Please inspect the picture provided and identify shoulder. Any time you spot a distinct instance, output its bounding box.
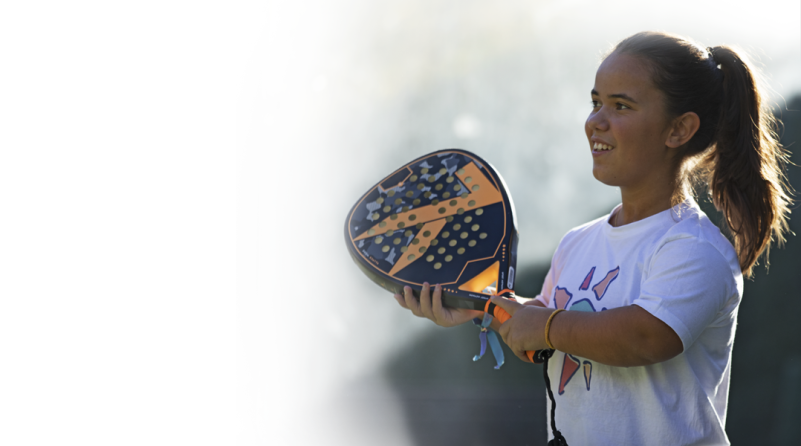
[646,203,742,295]
[636,203,743,349]
[656,204,740,273]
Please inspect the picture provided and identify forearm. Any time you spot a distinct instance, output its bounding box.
[548,305,683,367]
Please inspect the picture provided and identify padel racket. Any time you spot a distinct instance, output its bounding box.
[345,149,539,362]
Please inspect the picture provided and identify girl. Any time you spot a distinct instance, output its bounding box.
[394,31,792,445]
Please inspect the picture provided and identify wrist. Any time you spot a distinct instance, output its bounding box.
[544,309,565,350]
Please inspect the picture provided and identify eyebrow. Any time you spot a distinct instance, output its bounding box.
[590,89,638,104]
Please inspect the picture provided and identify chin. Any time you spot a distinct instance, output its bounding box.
[591,168,620,187]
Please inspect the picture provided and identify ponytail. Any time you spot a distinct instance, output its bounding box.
[612,32,793,277]
[703,46,792,277]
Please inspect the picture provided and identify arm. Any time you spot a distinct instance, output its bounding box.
[548,304,683,366]
[491,297,682,367]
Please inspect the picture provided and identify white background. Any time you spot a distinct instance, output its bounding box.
[0,1,799,445]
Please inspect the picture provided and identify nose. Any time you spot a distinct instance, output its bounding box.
[585,108,609,133]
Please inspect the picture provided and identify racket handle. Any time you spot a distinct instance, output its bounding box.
[484,293,538,363]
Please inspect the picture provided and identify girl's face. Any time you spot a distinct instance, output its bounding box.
[585,53,677,191]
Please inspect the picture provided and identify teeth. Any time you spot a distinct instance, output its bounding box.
[593,142,613,151]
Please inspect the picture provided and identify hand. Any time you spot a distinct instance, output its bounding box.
[490,295,553,362]
[394,283,483,328]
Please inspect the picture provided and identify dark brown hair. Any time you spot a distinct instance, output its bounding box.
[611,31,792,277]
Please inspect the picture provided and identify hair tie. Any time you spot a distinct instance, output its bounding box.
[706,47,723,78]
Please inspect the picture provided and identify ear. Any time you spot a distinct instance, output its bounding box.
[665,112,700,148]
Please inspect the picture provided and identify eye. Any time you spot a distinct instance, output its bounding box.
[590,100,600,108]
[616,102,630,110]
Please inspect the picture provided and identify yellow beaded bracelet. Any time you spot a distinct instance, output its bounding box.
[545,309,565,350]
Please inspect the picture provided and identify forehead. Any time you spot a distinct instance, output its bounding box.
[594,53,659,99]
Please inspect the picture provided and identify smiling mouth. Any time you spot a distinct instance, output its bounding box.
[592,142,614,151]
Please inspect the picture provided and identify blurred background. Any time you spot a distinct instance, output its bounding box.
[241,1,801,445]
[0,1,798,445]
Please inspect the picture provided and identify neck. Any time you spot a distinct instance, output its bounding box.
[613,183,680,227]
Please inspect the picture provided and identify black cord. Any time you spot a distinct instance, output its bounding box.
[540,349,568,446]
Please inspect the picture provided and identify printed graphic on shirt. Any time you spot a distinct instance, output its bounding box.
[583,361,592,390]
[579,267,595,290]
[592,267,620,300]
[554,287,573,310]
[559,354,581,394]
[556,266,619,395]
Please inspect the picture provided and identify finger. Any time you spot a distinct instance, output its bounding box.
[490,295,524,317]
[403,286,422,317]
[419,282,434,320]
[495,324,525,363]
[394,293,409,309]
[513,349,532,363]
[431,283,444,320]
[497,318,511,344]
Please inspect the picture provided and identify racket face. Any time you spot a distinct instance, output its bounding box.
[345,149,518,310]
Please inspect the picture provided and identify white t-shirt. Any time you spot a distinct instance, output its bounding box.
[534,200,743,445]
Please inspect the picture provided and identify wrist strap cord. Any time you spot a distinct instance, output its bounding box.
[539,349,568,446]
[472,313,505,369]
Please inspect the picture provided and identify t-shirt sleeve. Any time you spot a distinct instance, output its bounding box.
[533,267,555,307]
[632,236,737,351]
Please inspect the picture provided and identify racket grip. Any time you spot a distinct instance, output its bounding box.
[484,297,538,363]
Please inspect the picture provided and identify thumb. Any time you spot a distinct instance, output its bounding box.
[490,295,523,318]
